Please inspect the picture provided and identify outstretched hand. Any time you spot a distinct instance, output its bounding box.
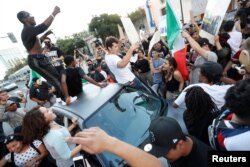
[100,82,108,88]
[130,42,140,52]
[67,127,114,154]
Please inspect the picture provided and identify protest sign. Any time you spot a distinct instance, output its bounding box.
[120,17,140,44]
[199,0,231,44]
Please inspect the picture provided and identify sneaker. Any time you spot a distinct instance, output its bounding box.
[56,98,62,103]
[71,96,77,103]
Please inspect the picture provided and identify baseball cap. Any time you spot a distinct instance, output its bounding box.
[4,134,23,145]
[5,101,16,108]
[198,38,209,47]
[142,117,185,157]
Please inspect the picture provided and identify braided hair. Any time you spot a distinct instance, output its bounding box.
[184,86,217,124]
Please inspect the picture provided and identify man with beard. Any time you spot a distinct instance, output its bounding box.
[17,7,62,97]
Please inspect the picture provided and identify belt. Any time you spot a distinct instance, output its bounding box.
[28,54,46,59]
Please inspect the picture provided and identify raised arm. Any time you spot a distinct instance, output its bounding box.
[181,31,208,59]
[43,6,60,27]
[117,43,139,68]
[67,127,163,167]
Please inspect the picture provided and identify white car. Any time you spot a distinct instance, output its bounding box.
[0,81,18,92]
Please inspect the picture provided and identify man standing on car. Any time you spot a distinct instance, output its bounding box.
[17,6,62,97]
[104,36,145,91]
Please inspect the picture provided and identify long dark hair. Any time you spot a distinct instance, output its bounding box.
[184,86,218,124]
[21,106,50,144]
[163,57,177,81]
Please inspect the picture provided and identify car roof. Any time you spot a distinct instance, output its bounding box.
[52,83,122,120]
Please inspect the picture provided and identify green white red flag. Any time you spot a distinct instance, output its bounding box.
[166,0,189,80]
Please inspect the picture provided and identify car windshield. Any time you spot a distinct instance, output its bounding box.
[84,87,162,166]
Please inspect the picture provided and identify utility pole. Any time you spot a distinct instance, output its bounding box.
[0,32,18,43]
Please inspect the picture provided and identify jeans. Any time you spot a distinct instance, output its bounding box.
[28,54,62,97]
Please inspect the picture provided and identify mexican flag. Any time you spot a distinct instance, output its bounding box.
[28,70,41,87]
[166,0,189,81]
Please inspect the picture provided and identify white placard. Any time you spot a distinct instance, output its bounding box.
[191,0,208,16]
[148,31,161,53]
[120,17,140,45]
[159,15,167,37]
[200,0,231,45]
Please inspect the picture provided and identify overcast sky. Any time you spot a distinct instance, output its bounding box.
[0,0,145,79]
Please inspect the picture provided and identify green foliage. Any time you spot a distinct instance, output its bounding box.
[56,31,90,55]
[56,37,75,55]
[128,8,146,23]
[89,14,122,41]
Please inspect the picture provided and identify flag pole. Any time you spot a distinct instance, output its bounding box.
[179,0,184,25]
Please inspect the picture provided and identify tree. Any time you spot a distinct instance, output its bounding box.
[89,14,122,41]
[128,8,146,24]
[56,31,90,55]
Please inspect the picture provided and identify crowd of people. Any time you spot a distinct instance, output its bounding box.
[0,0,250,166]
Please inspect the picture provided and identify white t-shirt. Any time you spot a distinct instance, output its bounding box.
[174,83,233,110]
[228,31,242,56]
[5,140,42,167]
[105,54,135,84]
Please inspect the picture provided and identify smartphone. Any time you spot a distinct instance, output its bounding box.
[73,155,86,167]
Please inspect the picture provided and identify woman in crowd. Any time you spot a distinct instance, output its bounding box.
[21,106,81,167]
[183,86,220,145]
[162,57,184,100]
[0,133,48,167]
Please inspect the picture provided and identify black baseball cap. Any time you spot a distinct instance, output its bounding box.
[142,117,185,157]
[198,38,209,47]
[4,134,23,145]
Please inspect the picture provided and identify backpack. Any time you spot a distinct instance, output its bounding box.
[208,109,250,150]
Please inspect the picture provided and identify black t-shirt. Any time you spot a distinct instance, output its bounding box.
[134,59,150,73]
[29,82,52,101]
[170,136,212,167]
[21,23,48,51]
[92,72,105,82]
[183,111,216,145]
[45,46,64,67]
[61,67,85,97]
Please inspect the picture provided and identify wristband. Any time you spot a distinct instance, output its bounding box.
[50,14,55,19]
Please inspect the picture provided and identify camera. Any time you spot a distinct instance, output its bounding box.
[73,155,87,167]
